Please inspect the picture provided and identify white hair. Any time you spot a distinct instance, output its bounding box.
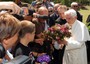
[65,9,77,17]
[48,7,53,10]
[71,2,78,7]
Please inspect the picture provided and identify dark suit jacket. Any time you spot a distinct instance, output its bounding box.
[48,12,59,27]
[55,17,67,25]
[77,11,83,22]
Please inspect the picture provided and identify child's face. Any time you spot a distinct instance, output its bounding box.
[28,31,35,42]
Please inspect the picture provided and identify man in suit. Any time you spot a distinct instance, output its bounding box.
[48,3,60,27]
[30,7,53,64]
[71,2,83,22]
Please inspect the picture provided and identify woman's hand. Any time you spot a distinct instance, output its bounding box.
[34,38,44,45]
[37,53,46,57]
[35,33,45,45]
[31,52,38,57]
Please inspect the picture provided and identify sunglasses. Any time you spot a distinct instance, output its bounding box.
[73,6,78,7]
[49,10,53,12]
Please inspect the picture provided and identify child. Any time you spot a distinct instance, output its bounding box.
[13,20,35,57]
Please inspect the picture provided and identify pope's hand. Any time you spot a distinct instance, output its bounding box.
[58,40,67,45]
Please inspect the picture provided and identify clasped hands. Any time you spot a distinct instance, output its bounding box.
[52,39,67,49]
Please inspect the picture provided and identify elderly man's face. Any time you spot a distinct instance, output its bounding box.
[72,5,79,11]
[38,9,48,22]
[65,14,74,24]
[40,10,48,16]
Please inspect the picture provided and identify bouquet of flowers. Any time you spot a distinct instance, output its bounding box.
[36,54,51,64]
[43,24,71,41]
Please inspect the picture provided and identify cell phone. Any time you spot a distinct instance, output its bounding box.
[20,7,29,16]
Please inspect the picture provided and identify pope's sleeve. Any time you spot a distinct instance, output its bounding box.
[66,38,85,50]
[66,23,90,51]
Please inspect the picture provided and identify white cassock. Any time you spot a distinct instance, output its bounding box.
[63,20,90,64]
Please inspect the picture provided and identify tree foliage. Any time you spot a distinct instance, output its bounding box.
[0,0,90,6]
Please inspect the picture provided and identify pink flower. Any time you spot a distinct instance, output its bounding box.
[43,24,71,41]
[48,28,53,31]
[56,37,60,40]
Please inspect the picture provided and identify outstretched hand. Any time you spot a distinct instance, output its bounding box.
[58,39,67,45]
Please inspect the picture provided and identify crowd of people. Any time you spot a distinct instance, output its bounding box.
[0,0,90,64]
